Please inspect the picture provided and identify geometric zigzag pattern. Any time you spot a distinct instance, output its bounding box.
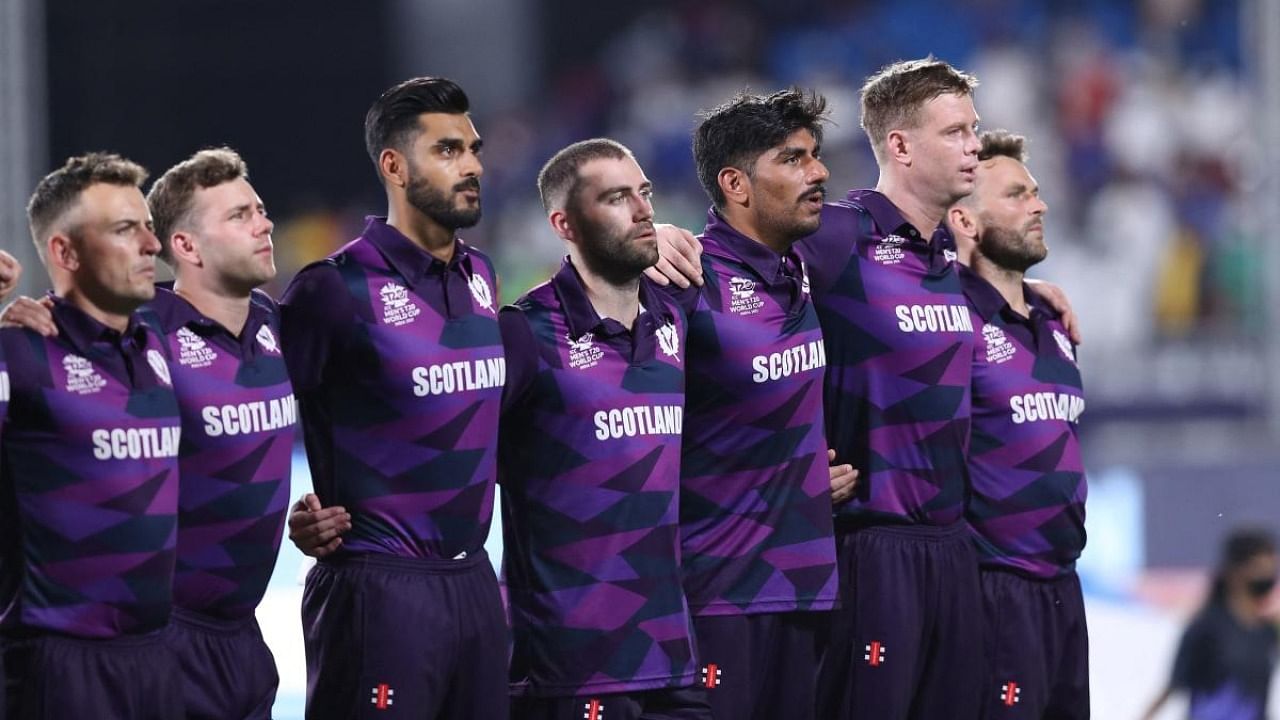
[804,190,975,527]
[964,273,1086,578]
[678,220,839,617]
[0,324,180,638]
[499,269,696,697]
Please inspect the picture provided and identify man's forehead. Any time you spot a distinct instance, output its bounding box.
[979,155,1033,183]
[774,127,818,149]
[579,155,647,187]
[80,182,148,217]
[416,112,479,140]
[919,92,977,123]
[193,177,259,207]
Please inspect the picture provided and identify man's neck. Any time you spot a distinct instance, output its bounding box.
[572,256,641,330]
[387,199,456,263]
[971,255,1030,317]
[719,207,789,255]
[58,287,133,333]
[874,175,946,239]
[173,276,253,337]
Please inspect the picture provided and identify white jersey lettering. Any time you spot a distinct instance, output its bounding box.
[202,395,298,437]
[412,357,506,397]
[91,426,182,460]
[593,405,684,440]
[750,340,826,384]
[894,304,974,334]
[1010,392,1085,425]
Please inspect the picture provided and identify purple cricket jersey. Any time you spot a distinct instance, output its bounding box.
[798,189,974,527]
[499,259,696,698]
[672,209,838,617]
[280,217,504,560]
[0,298,180,638]
[961,267,1086,578]
[146,287,295,620]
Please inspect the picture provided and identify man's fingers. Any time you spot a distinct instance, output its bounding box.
[307,521,349,546]
[655,224,703,287]
[1,297,58,336]
[831,467,859,504]
[292,509,351,539]
[1026,279,1082,344]
[287,496,351,554]
[313,537,343,558]
[643,266,673,287]
[829,464,856,488]
[0,256,19,299]
[1062,310,1083,345]
[302,493,323,512]
[650,256,692,289]
[663,238,703,286]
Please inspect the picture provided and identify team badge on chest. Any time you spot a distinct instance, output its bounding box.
[656,321,680,361]
[1052,329,1075,363]
[568,332,603,370]
[176,327,218,368]
[983,324,1016,364]
[146,349,172,386]
[468,273,494,313]
[256,325,280,354]
[63,354,107,395]
[729,276,764,315]
[379,282,421,327]
[875,234,906,265]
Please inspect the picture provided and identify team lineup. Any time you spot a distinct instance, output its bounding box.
[0,56,1089,719]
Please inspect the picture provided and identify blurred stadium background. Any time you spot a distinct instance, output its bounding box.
[2,0,1278,717]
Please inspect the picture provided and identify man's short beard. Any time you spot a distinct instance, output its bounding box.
[574,212,657,286]
[978,222,1046,273]
[406,176,482,230]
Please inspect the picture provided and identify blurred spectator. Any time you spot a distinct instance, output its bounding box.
[1142,528,1278,720]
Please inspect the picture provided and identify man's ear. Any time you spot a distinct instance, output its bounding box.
[947,204,977,241]
[47,233,79,272]
[884,128,912,168]
[168,230,200,267]
[379,148,408,189]
[547,208,574,244]
[717,166,750,209]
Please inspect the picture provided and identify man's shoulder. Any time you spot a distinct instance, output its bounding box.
[459,241,496,268]
[0,325,43,356]
[509,279,556,315]
[249,288,280,315]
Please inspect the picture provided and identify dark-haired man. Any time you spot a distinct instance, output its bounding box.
[672,89,851,720]
[500,138,710,720]
[4,148,297,719]
[948,131,1089,720]
[1,153,182,718]
[280,77,508,720]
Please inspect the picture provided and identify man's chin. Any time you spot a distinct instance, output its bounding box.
[794,216,822,238]
[451,209,482,230]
